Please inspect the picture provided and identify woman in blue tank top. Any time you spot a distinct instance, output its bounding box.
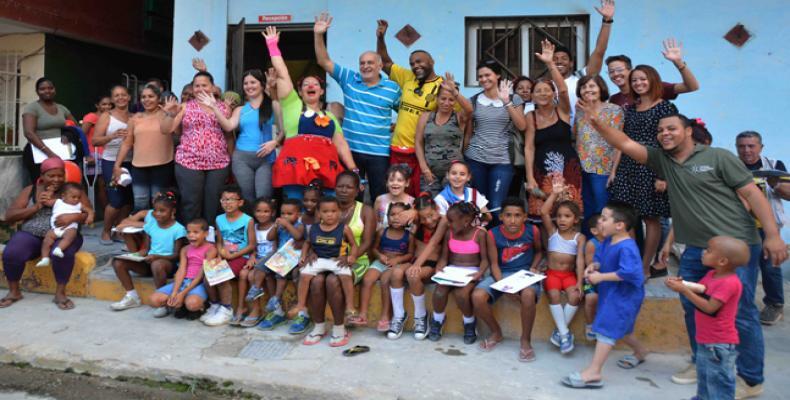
[201,69,280,206]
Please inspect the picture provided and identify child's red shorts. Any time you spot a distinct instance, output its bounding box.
[227,257,246,277]
[544,269,578,291]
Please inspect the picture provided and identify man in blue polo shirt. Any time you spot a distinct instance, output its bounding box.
[314,12,401,201]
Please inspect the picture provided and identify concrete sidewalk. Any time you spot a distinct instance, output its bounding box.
[0,294,788,399]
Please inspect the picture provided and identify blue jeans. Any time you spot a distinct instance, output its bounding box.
[352,152,389,203]
[130,162,174,211]
[101,159,133,209]
[758,229,784,306]
[581,171,609,236]
[679,244,764,385]
[696,343,737,400]
[465,158,513,223]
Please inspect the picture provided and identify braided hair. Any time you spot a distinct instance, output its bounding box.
[152,190,178,210]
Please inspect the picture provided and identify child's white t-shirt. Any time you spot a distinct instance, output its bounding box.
[50,199,82,233]
[434,187,489,215]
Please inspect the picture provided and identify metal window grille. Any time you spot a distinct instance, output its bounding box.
[0,51,24,151]
[465,15,588,86]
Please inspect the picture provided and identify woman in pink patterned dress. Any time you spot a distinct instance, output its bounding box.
[172,71,231,223]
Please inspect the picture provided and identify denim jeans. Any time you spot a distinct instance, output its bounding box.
[174,163,230,224]
[679,244,764,385]
[758,229,784,306]
[352,152,389,203]
[101,159,133,209]
[130,162,174,211]
[696,343,737,400]
[231,150,273,206]
[581,171,609,236]
[465,158,513,223]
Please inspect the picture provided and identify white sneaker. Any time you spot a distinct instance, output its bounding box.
[204,306,232,326]
[200,304,219,322]
[52,247,64,258]
[671,362,697,384]
[152,306,170,318]
[110,294,141,311]
[35,257,51,268]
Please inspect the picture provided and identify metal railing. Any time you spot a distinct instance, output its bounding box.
[0,51,25,151]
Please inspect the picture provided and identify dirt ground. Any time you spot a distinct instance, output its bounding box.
[0,363,261,400]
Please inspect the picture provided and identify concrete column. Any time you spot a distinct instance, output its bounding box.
[171,0,228,96]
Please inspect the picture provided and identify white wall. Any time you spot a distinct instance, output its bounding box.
[0,33,45,147]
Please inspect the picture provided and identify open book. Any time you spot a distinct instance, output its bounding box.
[431,266,476,287]
[265,239,302,277]
[202,258,235,286]
[490,270,546,294]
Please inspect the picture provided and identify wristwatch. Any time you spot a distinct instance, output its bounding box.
[602,17,614,24]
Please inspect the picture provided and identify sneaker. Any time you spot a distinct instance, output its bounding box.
[110,294,141,311]
[413,315,428,341]
[428,317,445,342]
[386,312,408,340]
[153,306,171,318]
[204,306,232,326]
[585,325,596,341]
[200,304,219,322]
[560,333,575,354]
[550,329,561,347]
[245,286,265,303]
[735,375,764,399]
[289,313,311,335]
[173,307,188,319]
[759,304,783,325]
[671,362,697,384]
[52,247,64,258]
[463,321,477,344]
[257,312,288,331]
[35,257,51,268]
[265,296,281,313]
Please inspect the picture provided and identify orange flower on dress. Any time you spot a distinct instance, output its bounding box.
[314,114,331,128]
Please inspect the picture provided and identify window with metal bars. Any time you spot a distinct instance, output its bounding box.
[465,15,589,86]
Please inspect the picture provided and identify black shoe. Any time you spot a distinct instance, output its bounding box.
[174,306,188,319]
[185,310,203,321]
[463,321,477,344]
[649,265,668,279]
[428,317,444,342]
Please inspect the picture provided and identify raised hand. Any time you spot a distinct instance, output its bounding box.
[535,39,555,65]
[376,19,389,38]
[440,72,459,97]
[314,12,333,34]
[262,25,279,42]
[661,38,684,63]
[196,91,218,109]
[191,58,207,72]
[263,67,278,99]
[595,0,615,20]
[551,174,567,195]
[497,79,513,103]
[576,99,600,124]
[162,96,179,114]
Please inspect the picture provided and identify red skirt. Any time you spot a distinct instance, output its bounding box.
[272,135,344,189]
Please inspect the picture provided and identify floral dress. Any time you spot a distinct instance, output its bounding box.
[575,102,623,175]
[607,100,676,218]
[176,100,230,170]
[527,110,582,218]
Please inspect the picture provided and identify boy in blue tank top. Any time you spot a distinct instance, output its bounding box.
[472,197,543,361]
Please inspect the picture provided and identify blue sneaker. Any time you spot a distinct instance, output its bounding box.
[550,329,561,348]
[560,333,575,354]
[257,312,287,331]
[245,286,264,303]
[265,296,280,313]
[428,317,445,342]
[288,313,311,335]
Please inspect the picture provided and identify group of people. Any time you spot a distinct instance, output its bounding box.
[2,1,788,398]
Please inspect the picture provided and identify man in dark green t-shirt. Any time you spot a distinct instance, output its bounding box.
[580,106,787,397]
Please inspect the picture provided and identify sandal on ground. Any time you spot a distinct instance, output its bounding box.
[518,348,536,363]
[342,345,370,357]
[561,372,603,389]
[329,331,351,347]
[617,354,646,369]
[0,295,23,308]
[478,337,502,352]
[239,315,261,328]
[302,331,326,346]
[229,314,246,326]
[347,314,368,327]
[53,297,75,310]
[376,319,390,332]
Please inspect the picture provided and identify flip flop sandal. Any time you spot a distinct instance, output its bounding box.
[239,315,261,328]
[0,296,23,308]
[53,298,75,310]
[347,315,368,326]
[478,338,502,352]
[342,345,370,357]
[302,332,326,346]
[518,348,536,363]
[229,314,246,326]
[376,319,390,332]
[617,354,646,369]
[329,331,351,347]
[561,372,603,389]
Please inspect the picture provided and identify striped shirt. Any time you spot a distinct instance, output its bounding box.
[464,94,514,165]
[331,64,401,157]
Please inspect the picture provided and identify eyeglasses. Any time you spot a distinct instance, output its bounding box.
[220,198,241,203]
[608,67,628,75]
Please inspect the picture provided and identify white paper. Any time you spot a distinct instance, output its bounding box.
[32,137,76,163]
[112,226,144,234]
[431,266,476,287]
[490,270,546,294]
[115,253,145,262]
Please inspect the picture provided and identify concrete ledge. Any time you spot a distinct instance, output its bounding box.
[0,251,97,297]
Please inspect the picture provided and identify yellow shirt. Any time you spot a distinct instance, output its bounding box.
[390,64,443,149]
